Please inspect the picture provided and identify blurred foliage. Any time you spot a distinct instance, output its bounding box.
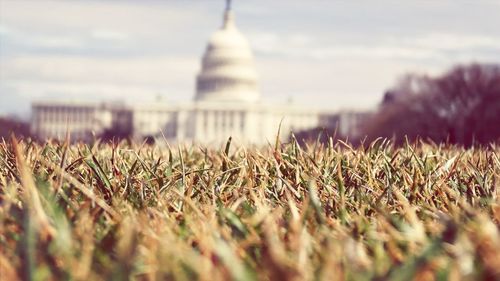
[0,117,31,140]
[364,63,500,146]
[295,63,500,147]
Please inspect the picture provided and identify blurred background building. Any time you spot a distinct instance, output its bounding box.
[13,1,496,146]
[31,3,361,144]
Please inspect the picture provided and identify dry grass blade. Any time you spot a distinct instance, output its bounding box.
[11,136,57,239]
[0,138,498,280]
[36,150,121,220]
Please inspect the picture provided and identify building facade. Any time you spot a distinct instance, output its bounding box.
[31,4,338,145]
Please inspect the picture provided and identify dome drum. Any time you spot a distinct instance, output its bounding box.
[197,77,257,93]
[202,56,254,69]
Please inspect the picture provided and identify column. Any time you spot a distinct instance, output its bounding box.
[195,110,203,141]
[233,110,241,138]
[208,110,215,141]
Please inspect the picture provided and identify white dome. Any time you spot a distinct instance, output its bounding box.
[195,7,260,103]
[208,19,249,49]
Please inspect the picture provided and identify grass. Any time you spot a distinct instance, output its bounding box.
[0,136,499,280]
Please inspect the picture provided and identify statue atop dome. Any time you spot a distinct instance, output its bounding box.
[226,0,232,11]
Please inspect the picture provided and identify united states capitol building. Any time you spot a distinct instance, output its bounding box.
[31,3,364,145]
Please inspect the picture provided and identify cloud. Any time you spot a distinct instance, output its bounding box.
[0,24,133,56]
[0,54,200,106]
[249,31,500,61]
[31,35,86,49]
[249,32,436,60]
[0,24,12,36]
[0,0,200,35]
[2,55,197,82]
[90,29,130,41]
[255,57,445,111]
[410,33,500,50]
[308,46,438,60]
[1,0,499,117]
[0,0,212,57]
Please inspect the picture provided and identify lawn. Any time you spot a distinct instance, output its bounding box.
[1,137,499,280]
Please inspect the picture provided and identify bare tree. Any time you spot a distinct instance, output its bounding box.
[363,63,500,146]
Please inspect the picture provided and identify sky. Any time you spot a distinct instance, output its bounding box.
[1,0,499,118]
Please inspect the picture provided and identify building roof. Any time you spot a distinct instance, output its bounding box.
[195,2,260,103]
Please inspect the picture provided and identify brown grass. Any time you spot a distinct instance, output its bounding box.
[0,137,499,280]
